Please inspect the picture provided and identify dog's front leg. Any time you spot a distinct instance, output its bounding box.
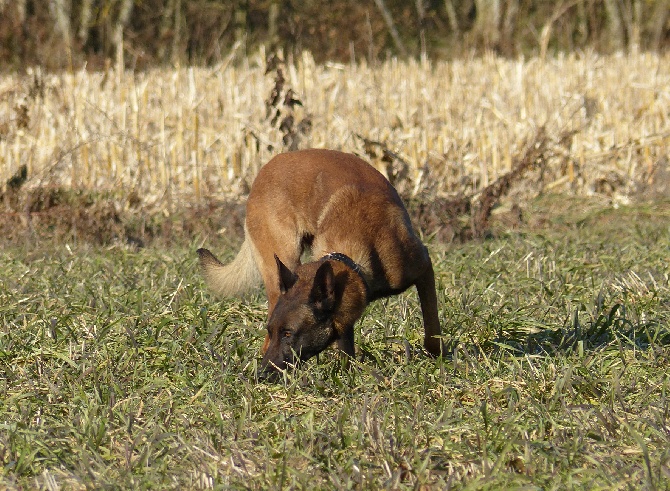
[336,326,355,358]
[415,260,443,357]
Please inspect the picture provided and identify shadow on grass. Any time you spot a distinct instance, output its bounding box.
[440,298,670,363]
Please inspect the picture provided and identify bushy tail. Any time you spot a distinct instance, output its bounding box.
[197,239,261,297]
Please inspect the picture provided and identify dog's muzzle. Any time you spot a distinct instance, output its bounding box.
[257,358,289,382]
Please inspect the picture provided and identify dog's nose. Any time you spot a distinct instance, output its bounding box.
[257,356,285,382]
[257,365,281,383]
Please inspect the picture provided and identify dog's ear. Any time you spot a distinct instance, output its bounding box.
[275,254,298,293]
[309,261,337,318]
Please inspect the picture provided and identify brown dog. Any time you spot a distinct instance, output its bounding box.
[197,149,442,377]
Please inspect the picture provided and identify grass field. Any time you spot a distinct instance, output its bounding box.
[1,50,669,489]
[1,195,669,489]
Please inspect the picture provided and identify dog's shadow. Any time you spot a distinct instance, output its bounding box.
[356,302,670,374]
[450,302,670,363]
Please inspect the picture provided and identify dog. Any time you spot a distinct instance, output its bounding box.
[197,149,442,378]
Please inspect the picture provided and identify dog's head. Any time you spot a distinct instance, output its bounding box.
[258,256,344,380]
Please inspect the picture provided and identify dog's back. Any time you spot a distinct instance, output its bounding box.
[245,149,427,297]
[247,148,405,223]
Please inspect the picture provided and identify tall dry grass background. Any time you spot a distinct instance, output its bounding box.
[1,50,668,213]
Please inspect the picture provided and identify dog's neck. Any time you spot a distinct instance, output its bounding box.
[322,252,369,299]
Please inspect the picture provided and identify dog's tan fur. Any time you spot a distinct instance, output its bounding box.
[198,149,442,376]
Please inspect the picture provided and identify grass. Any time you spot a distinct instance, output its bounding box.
[1,196,669,489]
[1,49,668,489]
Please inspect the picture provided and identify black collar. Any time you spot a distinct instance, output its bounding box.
[323,252,369,298]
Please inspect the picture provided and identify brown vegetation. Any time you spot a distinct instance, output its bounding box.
[0,51,668,246]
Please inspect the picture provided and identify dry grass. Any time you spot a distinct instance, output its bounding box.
[1,50,668,211]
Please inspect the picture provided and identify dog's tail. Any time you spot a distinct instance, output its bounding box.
[197,239,261,297]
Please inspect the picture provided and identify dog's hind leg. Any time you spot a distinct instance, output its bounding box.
[414,259,443,357]
[246,215,302,309]
[246,215,303,355]
[255,244,301,355]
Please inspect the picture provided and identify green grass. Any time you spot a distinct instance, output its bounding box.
[1,197,669,489]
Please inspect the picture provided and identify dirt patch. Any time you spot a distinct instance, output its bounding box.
[632,156,670,200]
[0,185,247,248]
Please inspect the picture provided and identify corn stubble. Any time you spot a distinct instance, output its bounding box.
[0,51,668,212]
